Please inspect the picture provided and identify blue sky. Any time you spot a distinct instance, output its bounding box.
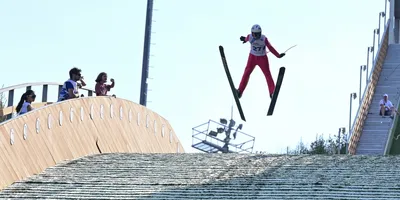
[0,0,388,153]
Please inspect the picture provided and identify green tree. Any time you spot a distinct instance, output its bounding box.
[326,132,348,154]
[285,137,309,155]
[309,134,328,154]
[293,137,309,154]
[289,132,348,155]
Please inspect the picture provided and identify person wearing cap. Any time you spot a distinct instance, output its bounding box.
[379,94,399,118]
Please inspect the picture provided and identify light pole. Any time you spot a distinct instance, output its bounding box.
[139,0,154,107]
[372,29,378,65]
[366,46,373,84]
[348,92,357,154]
[384,0,387,27]
[378,12,386,47]
[359,65,367,104]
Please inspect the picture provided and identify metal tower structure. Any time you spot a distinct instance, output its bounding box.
[191,104,255,153]
[192,118,255,153]
[139,0,154,107]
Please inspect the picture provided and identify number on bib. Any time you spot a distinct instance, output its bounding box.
[252,46,265,51]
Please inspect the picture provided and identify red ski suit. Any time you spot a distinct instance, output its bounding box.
[238,34,281,97]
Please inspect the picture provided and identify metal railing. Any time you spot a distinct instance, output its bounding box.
[0,82,95,119]
[348,18,391,154]
[192,119,255,153]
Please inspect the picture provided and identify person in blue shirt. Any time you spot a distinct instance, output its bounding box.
[58,67,86,102]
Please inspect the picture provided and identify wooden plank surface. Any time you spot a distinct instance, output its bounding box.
[0,96,184,190]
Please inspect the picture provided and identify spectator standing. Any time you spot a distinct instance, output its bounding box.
[16,89,36,115]
[95,72,115,97]
[58,67,85,101]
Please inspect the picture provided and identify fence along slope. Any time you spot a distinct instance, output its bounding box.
[0,96,184,190]
[348,20,390,154]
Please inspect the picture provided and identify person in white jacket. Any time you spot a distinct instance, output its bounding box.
[379,94,399,119]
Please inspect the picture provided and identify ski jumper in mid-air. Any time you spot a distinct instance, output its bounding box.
[237,24,285,99]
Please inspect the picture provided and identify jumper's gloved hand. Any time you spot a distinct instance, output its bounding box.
[279,53,285,58]
[240,36,246,43]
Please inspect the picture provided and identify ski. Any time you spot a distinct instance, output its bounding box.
[267,67,285,116]
[219,45,246,122]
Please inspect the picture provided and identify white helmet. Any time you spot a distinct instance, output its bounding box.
[251,24,262,39]
[251,24,262,33]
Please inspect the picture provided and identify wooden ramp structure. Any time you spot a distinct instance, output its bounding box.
[0,82,184,190]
